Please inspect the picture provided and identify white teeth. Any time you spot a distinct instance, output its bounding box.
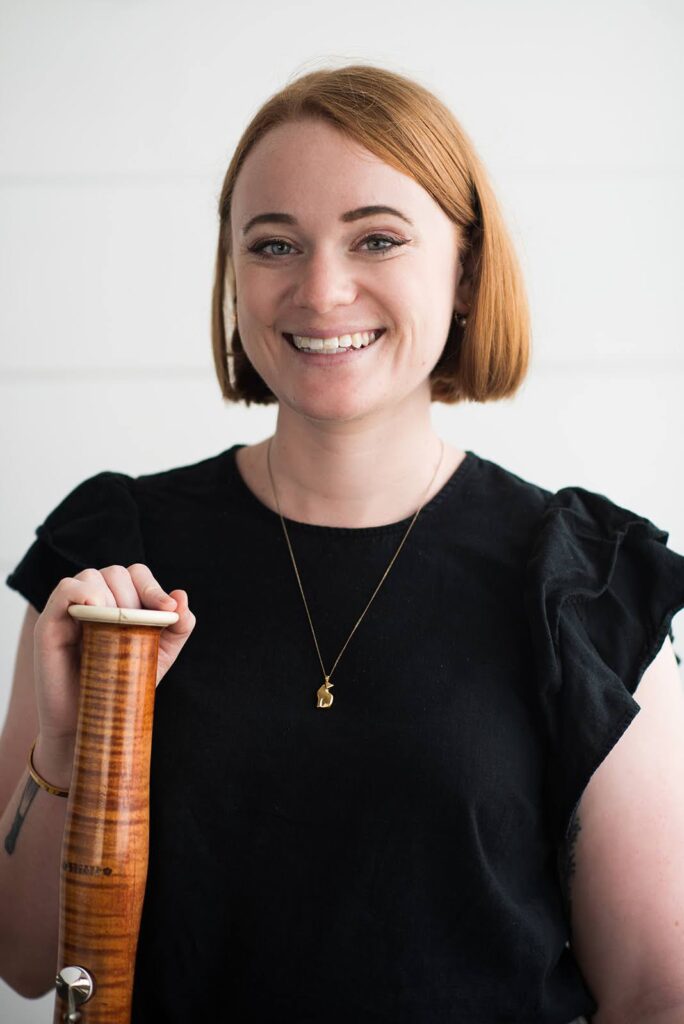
[291,329,381,352]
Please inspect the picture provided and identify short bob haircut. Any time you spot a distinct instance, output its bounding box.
[211,63,530,406]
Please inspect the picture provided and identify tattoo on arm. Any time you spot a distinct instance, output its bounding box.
[4,774,40,855]
[558,803,582,939]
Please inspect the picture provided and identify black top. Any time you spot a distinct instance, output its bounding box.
[6,444,684,1023]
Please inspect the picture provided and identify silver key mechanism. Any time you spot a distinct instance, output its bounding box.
[55,965,95,1023]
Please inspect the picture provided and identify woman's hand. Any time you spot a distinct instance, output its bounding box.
[33,563,196,744]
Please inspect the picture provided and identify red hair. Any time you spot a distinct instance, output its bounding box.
[211,63,530,405]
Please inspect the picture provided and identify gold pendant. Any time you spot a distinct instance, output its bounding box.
[316,676,334,708]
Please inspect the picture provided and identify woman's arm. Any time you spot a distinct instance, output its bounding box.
[565,634,684,1023]
[0,605,72,997]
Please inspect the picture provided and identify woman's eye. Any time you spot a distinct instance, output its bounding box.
[360,234,404,253]
[248,234,405,259]
[250,239,295,257]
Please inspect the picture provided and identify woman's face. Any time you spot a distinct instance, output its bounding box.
[229,118,468,423]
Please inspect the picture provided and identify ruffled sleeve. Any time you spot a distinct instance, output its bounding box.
[525,485,684,848]
[5,471,146,614]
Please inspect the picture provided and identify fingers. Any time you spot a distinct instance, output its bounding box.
[36,571,116,649]
[36,570,195,694]
[39,565,191,645]
[154,588,196,684]
[164,589,195,636]
[41,564,179,618]
[116,563,177,611]
[42,569,117,620]
[70,563,177,613]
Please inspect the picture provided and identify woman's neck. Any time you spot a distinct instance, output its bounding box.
[234,408,466,529]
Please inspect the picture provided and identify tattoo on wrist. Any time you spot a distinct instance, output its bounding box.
[4,775,40,855]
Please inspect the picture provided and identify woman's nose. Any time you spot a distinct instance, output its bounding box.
[290,247,357,311]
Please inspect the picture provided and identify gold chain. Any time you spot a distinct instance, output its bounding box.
[266,436,445,708]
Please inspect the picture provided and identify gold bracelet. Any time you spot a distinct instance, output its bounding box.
[27,739,70,798]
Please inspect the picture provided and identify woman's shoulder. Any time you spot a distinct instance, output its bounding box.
[468,449,670,538]
[471,453,684,853]
[467,453,682,606]
[469,450,552,505]
[5,446,244,613]
[29,444,241,509]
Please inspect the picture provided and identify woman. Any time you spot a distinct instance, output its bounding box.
[2,64,684,1022]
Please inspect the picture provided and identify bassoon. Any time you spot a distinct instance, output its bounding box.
[52,603,178,1024]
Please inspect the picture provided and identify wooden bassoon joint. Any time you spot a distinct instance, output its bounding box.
[53,603,178,1024]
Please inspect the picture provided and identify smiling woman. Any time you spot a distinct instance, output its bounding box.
[3,61,684,1024]
[224,115,481,433]
[211,69,530,410]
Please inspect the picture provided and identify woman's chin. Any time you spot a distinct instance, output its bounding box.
[280,388,382,424]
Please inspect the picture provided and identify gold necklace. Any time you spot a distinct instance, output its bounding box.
[266,436,446,708]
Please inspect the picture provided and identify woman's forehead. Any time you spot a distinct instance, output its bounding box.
[243,118,386,169]
[231,121,442,231]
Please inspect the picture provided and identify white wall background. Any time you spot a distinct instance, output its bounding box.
[1,0,682,1016]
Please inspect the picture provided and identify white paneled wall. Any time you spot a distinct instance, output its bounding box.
[1,0,682,1016]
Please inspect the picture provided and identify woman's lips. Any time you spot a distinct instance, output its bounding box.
[282,330,385,358]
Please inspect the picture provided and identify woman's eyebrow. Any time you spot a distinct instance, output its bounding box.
[241,205,414,236]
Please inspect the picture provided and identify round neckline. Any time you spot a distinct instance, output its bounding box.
[222,443,477,536]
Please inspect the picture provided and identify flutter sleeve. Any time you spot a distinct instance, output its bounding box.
[5,471,146,614]
[524,484,684,848]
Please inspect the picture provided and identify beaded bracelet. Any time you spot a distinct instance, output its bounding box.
[27,739,70,798]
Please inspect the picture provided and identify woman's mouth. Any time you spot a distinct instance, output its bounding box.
[282,328,385,358]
